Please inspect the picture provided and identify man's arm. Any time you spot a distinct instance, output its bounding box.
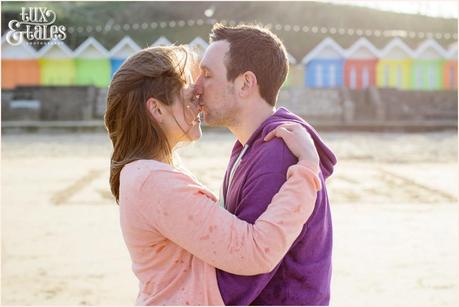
[217,140,302,305]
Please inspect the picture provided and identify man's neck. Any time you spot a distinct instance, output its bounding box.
[229,101,276,146]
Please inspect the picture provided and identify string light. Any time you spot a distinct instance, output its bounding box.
[63,18,456,41]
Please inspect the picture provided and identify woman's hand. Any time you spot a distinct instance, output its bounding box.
[264,123,319,166]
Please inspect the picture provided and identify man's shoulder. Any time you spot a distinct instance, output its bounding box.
[246,135,297,176]
[255,116,307,161]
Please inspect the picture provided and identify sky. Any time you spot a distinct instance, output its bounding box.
[323,0,458,18]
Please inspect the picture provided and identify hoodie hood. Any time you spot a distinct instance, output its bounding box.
[246,107,337,179]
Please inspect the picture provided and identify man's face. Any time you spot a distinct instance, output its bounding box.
[195,40,239,127]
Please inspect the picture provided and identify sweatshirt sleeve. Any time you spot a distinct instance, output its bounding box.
[137,160,321,276]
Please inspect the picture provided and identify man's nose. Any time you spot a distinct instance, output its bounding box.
[194,76,203,96]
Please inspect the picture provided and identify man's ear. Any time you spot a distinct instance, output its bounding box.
[236,71,257,98]
[146,97,164,123]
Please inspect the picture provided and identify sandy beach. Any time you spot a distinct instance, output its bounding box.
[1,130,458,305]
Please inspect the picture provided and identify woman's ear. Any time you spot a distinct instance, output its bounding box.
[146,98,164,123]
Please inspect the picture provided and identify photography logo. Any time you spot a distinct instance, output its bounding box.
[6,7,67,46]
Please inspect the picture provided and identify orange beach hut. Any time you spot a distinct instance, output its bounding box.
[1,35,40,89]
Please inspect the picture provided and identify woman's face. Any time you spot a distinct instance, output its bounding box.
[164,82,202,146]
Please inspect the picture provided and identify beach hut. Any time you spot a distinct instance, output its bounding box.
[411,39,447,90]
[1,35,40,89]
[376,38,414,90]
[443,42,457,89]
[109,36,141,77]
[189,36,209,58]
[74,37,111,87]
[37,40,75,86]
[152,36,172,47]
[283,52,302,88]
[302,38,346,88]
[344,38,380,89]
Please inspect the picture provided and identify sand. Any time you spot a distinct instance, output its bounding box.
[1,130,458,305]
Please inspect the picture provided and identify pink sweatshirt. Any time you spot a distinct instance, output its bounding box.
[119,159,321,305]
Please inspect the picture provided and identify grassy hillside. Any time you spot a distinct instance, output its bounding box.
[2,1,457,60]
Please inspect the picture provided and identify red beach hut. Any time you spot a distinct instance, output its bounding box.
[344,38,380,89]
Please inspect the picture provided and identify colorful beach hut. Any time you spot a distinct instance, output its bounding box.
[37,40,75,85]
[344,38,380,89]
[109,36,141,77]
[376,38,414,90]
[1,35,40,89]
[283,52,302,88]
[443,42,457,89]
[302,38,346,88]
[189,37,209,58]
[152,36,172,47]
[411,39,446,90]
[74,37,111,87]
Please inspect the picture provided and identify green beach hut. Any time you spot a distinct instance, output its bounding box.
[37,40,75,86]
[411,39,447,90]
[283,52,301,88]
[74,37,111,88]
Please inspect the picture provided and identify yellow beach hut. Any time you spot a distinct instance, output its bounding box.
[376,38,414,90]
[37,40,75,86]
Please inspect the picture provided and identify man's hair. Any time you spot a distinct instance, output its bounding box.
[209,23,289,106]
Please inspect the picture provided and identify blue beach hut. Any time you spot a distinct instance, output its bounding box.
[109,36,141,77]
[302,38,346,88]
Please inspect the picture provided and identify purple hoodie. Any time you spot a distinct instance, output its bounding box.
[216,107,336,305]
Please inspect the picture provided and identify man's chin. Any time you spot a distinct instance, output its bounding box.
[202,112,219,127]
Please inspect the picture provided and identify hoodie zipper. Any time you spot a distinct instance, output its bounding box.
[218,144,249,208]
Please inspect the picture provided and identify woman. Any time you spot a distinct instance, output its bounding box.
[104,45,321,305]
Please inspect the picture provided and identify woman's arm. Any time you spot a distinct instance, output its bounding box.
[136,158,320,276]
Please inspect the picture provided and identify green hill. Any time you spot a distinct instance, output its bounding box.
[2,1,457,60]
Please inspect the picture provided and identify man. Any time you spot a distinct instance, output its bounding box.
[194,23,336,305]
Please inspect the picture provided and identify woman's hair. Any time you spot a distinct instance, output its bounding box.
[104,45,195,204]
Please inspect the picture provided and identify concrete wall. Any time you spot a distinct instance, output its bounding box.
[278,87,457,124]
[2,86,457,125]
[2,86,97,121]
